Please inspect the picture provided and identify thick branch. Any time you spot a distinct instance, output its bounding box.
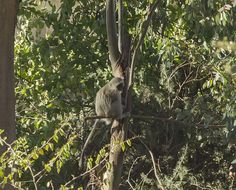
[106,0,121,65]
[118,0,124,53]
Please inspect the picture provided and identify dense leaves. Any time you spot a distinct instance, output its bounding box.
[1,0,236,189]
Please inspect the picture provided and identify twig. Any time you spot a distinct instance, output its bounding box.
[130,0,161,86]
[63,157,107,187]
[130,130,165,190]
[126,156,145,190]
[131,115,175,122]
[168,61,189,81]
[197,124,226,128]
[27,164,38,190]
[84,115,226,128]
[170,70,193,108]
[85,115,175,122]
[84,116,114,120]
[0,137,38,189]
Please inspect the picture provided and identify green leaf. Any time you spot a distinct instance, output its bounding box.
[46,103,54,108]
[45,164,52,172]
[87,158,93,170]
[95,154,102,165]
[121,142,125,152]
[3,176,8,185]
[21,88,27,95]
[35,120,41,129]
[0,129,4,135]
[32,153,39,160]
[49,143,54,151]
[59,185,68,190]
[45,144,50,151]
[99,148,106,157]
[56,160,63,173]
[38,148,44,155]
[127,139,132,147]
[53,135,59,143]
[0,168,4,178]
[106,162,111,170]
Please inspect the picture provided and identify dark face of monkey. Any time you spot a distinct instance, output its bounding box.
[116,82,124,91]
[108,77,124,90]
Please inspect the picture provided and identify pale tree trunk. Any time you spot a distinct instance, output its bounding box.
[0,1,18,189]
[103,0,130,189]
[0,0,18,152]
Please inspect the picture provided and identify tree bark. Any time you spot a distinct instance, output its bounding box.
[106,0,124,78]
[0,1,18,189]
[106,0,120,65]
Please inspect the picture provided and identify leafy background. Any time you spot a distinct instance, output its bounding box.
[2,0,236,189]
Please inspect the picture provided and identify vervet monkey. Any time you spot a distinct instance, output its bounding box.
[79,77,129,168]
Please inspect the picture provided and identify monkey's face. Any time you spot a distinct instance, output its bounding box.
[116,82,124,91]
[109,77,124,91]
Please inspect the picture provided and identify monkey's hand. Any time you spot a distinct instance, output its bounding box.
[121,112,130,119]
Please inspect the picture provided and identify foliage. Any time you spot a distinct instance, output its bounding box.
[1,0,236,189]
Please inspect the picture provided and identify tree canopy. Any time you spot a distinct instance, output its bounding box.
[1,0,236,189]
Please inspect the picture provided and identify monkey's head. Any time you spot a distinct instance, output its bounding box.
[108,77,124,91]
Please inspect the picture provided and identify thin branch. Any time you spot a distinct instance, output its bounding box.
[130,130,165,190]
[130,0,161,86]
[170,70,193,109]
[168,61,189,81]
[197,124,226,128]
[126,156,145,190]
[85,115,114,120]
[85,115,174,122]
[84,115,226,128]
[27,165,38,190]
[131,115,175,122]
[0,137,39,189]
[64,157,107,187]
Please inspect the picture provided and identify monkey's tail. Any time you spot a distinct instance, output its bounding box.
[79,120,104,169]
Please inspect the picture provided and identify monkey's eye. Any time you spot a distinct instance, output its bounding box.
[116,83,123,91]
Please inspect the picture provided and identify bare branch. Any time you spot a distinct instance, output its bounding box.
[64,157,107,187]
[130,0,161,86]
[118,0,124,53]
[130,130,165,190]
[126,156,145,189]
[106,0,120,65]
[85,115,226,128]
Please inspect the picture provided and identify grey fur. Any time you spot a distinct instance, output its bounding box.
[79,77,124,168]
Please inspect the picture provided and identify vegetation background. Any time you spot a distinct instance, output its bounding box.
[2,0,236,189]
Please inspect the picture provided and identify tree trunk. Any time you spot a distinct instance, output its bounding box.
[0,0,18,189]
[103,1,131,190]
[104,0,160,189]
